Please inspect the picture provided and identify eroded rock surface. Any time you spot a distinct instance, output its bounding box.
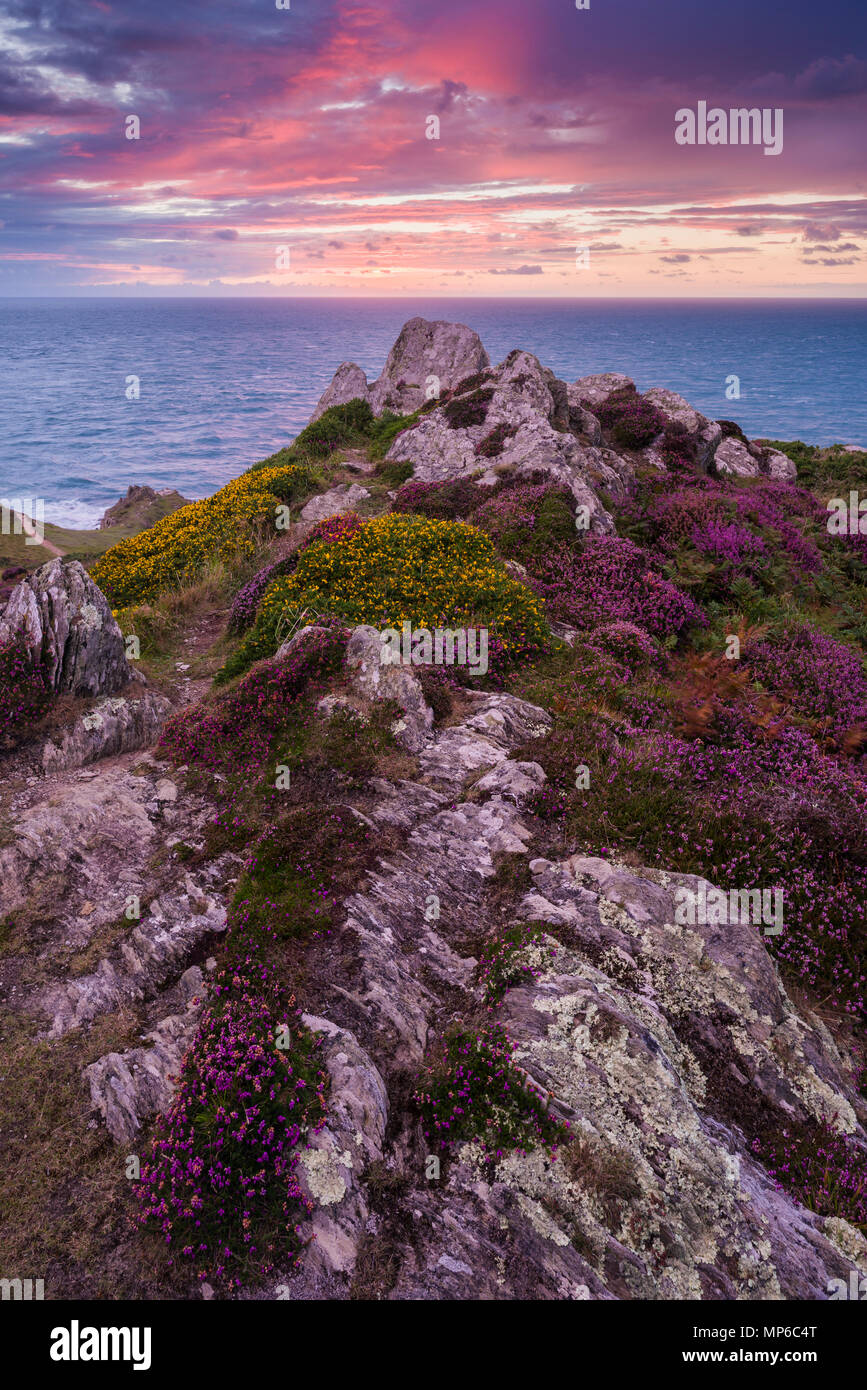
[0,558,134,696]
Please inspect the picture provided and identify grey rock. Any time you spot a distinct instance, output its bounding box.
[291,1016,389,1278]
[38,691,172,774]
[345,625,434,752]
[714,436,762,477]
[474,759,546,806]
[85,974,207,1143]
[310,363,371,423]
[299,484,370,524]
[643,387,722,470]
[570,373,634,410]
[369,316,490,416]
[763,447,797,481]
[0,558,133,697]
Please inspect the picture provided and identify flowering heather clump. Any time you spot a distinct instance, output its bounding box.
[161,626,346,777]
[227,514,549,676]
[588,621,664,672]
[690,520,768,567]
[228,555,298,633]
[746,624,867,738]
[92,463,312,607]
[0,634,51,743]
[530,536,705,641]
[657,421,697,470]
[751,1120,867,1229]
[470,482,575,562]
[136,910,329,1289]
[622,474,824,579]
[595,387,666,449]
[475,422,518,458]
[478,923,557,1007]
[442,386,495,430]
[525,707,867,1017]
[299,511,364,551]
[413,1024,568,1162]
[392,478,486,519]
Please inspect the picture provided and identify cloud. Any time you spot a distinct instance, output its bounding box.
[487,264,543,275]
[212,228,238,240]
[661,253,691,263]
[794,55,867,100]
[802,222,843,242]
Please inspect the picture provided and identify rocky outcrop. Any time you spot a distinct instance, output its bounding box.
[385,348,622,533]
[309,322,798,525]
[38,691,172,774]
[345,624,434,752]
[85,964,212,1143]
[0,558,134,697]
[254,651,865,1299]
[98,484,190,531]
[300,483,369,525]
[310,317,490,422]
[714,436,797,482]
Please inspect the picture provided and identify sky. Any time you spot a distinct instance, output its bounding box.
[0,0,865,297]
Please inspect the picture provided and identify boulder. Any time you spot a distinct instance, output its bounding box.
[310,363,372,423]
[300,484,370,525]
[643,387,722,470]
[0,558,133,697]
[309,318,490,426]
[713,435,760,477]
[368,316,490,416]
[763,446,797,481]
[345,625,434,752]
[570,373,635,411]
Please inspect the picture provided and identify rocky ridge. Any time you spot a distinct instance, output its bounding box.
[0,319,863,1302]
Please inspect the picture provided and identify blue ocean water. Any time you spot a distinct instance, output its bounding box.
[0,297,864,528]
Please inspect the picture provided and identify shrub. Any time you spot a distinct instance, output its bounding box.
[392,478,486,520]
[478,923,557,1007]
[228,555,298,634]
[287,398,376,460]
[746,624,867,739]
[413,1024,568,1161]
[530,536,705,640]
[717,419,749,443]
[136,913,328,1289]
[443,388,495,431]
[475,422,518,458]
[595,387,666,449]
[470,483,576,563]
[751,1119,867,1228]
[0,635,51,743]
[162,627,347,775]
[226,514,550,677]
[92,464,314,608]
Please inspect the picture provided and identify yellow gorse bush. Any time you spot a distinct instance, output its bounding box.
[92,464,306,607]
[226,513,549,677]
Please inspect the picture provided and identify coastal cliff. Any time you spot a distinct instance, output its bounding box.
[1,318,866,1301]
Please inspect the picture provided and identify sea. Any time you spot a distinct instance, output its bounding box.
[1,297,865,529]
